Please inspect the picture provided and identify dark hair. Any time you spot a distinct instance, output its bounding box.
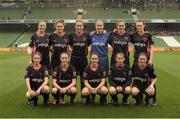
[38,20,46,26]
[54,19,65,29]
[115,52,125,59]
[75,20,84,25]
[138,53,147,59]
[116,20,125,27]
[135,19,146,31]
[60,52,69,59]
[33,52,42,59]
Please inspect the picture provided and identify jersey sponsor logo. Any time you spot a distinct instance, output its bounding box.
[92,42,105,46]
[54,44,67,48]
[58,79,72,83]
[89,79,101,83]
[74,42,86,47]
[37,43,48,47]
[113,40,128,45]
[134,42,146,47]
[113,77,126,82]
[134,76,147,82]
[32,78,43,83]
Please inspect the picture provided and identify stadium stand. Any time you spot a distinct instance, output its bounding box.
[0,0,179,49]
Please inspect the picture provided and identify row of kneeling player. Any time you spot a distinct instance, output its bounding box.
[25,52,157,106]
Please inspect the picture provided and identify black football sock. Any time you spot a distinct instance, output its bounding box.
[70,93,77,101]
[52,93,59,100]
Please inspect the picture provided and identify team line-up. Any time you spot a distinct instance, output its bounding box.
[25,19,157,107]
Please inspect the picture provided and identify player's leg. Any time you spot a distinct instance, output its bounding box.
[152,85,157,106]
[131,86,141,105]
[144,86,155,106]
[41,85,50,105]
[98,86,108,105]
[51,87,60,104]
[26,90,38,106]
[68,86,77,104]
[109,86,118,105]
[81,87,91,104]
[122,86,131,105]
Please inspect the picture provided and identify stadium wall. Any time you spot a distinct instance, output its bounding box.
[0,22,180,32]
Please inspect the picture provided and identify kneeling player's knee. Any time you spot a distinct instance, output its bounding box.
[51,87,58,94]
[81,87,90,96]
[131,87,139,96]
[124,86,131,94]
[42,85,50,93]
[100,86,108,94]
[116,86,123,93]
[69,87,77,94]
[108,86,117,95]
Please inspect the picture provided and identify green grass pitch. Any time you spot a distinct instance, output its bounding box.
[0,51,180,118]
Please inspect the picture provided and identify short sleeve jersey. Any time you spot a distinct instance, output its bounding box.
[29,33,50,59]
[83,65,107,88]
[132,64,157,83]
[108,32,131,57]
[25,65,49,89]
[49,33,69,59]
[90,33,109,57]
[69,32,91,58]
[52,65,77,87]
[130,32,154,59]
[108,64,132,86]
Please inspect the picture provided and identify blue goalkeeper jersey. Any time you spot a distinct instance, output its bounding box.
[90,32,109,71]
[91,33,109,57]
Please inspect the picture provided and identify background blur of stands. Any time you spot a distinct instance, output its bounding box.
[0,0,179,48]
[0,0,179,9]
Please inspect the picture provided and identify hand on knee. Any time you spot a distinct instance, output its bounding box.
[51,88,58,94]
[131,87,139,96]
[81,87,90,96]
[116,86,123,93]
[109,86,117,95]
[42,86,50,94]
[69,87,77,94]
[100,86,108,94]
[124,86,131,94]
[145,88,155,96]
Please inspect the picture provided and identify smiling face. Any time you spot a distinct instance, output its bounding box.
[138,54,148,68]
[90,53,99,65]
[136,21,145,33]
[60,53,69,64]
[95,20,104,34]
[75,21,84,33]
[55,22,64,33]
[38,21,46,33]
[116,21,125,33]
[115,53,125,66]
[33,54,41,64]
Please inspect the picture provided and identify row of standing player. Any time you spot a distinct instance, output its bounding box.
[26,19,157,106]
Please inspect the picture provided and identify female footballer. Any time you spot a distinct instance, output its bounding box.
[108,20,131,66]
[49,20,70,73]
[130,20,156,106]
[69,20,91,100]
[25,52,50,106]
[51,52,77,105]
[28,20,50,69]
[131,53,157,106]
[81,53,108,105]
[108,52,132,105]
